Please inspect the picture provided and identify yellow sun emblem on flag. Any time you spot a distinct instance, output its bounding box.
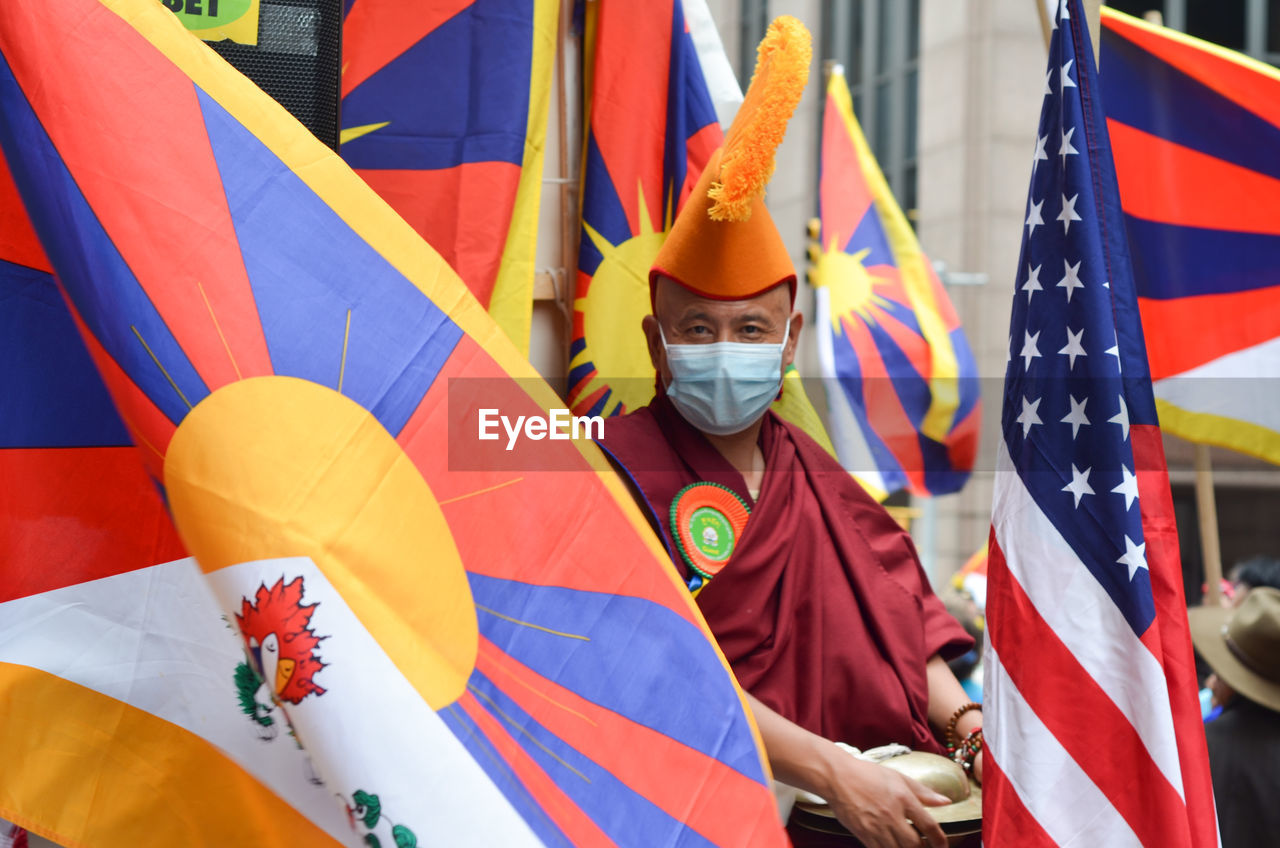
[810,240,894,332]
[568,185,673,415]
[166,377,478,710]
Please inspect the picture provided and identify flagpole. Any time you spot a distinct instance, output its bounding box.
[556,0,576,364]
[1194,444,1224,605]
[1083,0,1101,62]
[1035,0,1052,48]
[1036,0,1102,62]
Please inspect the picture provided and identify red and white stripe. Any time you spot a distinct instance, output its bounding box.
[985,443,1207,847]
[985,645,1141,847]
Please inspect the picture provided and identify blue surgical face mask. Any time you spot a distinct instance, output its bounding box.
[660,320,790,436]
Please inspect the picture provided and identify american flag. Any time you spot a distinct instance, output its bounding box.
[983,2,1219,845]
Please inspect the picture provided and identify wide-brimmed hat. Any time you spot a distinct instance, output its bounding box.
[1189,586,1280,713]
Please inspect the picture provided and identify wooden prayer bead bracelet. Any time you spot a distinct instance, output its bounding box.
[944,701,982,750]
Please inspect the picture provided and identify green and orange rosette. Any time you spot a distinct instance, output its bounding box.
[669,482,751,583]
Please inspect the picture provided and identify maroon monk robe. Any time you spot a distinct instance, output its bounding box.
[599,393,972,754]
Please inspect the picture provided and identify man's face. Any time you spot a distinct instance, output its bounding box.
[642,276,801,387]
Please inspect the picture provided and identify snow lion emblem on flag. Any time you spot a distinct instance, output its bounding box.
[234,576,327,738]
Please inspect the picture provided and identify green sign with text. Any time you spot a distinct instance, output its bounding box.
[163,0,259,46]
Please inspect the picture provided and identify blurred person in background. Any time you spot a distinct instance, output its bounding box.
[1188,586,1280,848]
[1202,555,1280,719]
[942,590,984,703]
[1224,555,1280,607]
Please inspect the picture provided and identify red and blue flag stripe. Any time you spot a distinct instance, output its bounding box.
[341,0,556,353]
[1100,8,1280,465]
[0,152,185,603]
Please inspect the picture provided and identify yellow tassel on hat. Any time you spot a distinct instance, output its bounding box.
[650,16,810,301]
[707,16,812,222]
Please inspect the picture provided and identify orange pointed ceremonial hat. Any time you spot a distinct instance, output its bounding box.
[651,16,812,301]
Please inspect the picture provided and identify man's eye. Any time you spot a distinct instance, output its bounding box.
[688,325,712,335]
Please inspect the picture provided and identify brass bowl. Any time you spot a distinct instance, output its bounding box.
[791,751,982,843]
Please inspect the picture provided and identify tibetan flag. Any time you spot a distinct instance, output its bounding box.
[0,1,785,845]
[340,0,557,355]
[813,66,979,497]
[679,0,744,131]
[567,0,727,419]
[1100,9,1280,466]
[984,3,1217,845]
[0,156,355,847]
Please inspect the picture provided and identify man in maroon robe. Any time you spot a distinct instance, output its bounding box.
[596,17,982,848]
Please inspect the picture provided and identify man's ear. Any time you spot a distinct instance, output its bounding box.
[783,310,803,369]
[642,314,664,374]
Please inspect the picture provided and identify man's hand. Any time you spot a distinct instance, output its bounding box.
[742,692,950,847]
[821,754,950,848]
